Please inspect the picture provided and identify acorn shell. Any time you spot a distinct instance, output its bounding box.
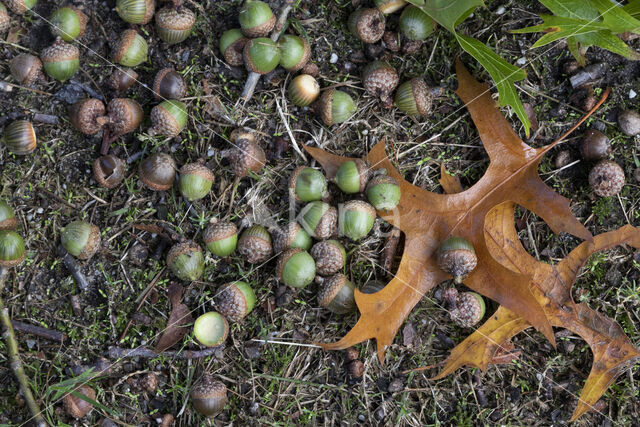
[310,239,346,276]
[93,155,126,189]
[215,281,256,322]
[5,0,37,15]
[203,221,238,257]
[580,129,611,161]
[107,67,139,92]
[155,6,196,44]
[0,230,25,268]
[374,0,407,14]
[63,385,95,419]
[0,4,9,33]
[0,200,17,231]
[69,98,106,135]
[191,375,228,418]
[106,98,144,138]
[239,0,275,38]
[61,220,101,260]
[450,291,485,328]
[112,29,148,67]
[153,68,187,100]
[276,248,316,289]
[193,311,229,347]
[3,120,37,155]
[219,29,248,67]
[288,74,320,107]
[149,100,188,137]
[366,174,401,211]
[138,152,177,191]
[166,240,205,281]
[335,159,370,194]
[588,160,625,197]
[41,38,79,82]
[399,5,435,41]
[288,166,328,202]
[394,78,433,116]
[229,139,266,178]
[348,8,385,44]
[338,200,376,241]
[297,201,337,240]
[362,61,399,102]
[273,222,312,253]
[436,236,477,284]
[178,163,214,201]
[243,37,281,75]
[116,0,155,25]
[238,225,272,263]
[278,34,310,72]
[318,274,356,314]
[10,53,44,86]
[313,89,357,126]
[50,6,88,41]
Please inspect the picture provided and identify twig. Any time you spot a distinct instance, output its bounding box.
[11,320,67,343]
[241,0,296,103]
[32,114,59,125]
[60,249,89,292]
[381,227,402,278]
[107,345,221,359]
[0,268,47,427]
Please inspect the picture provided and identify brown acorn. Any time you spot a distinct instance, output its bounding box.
[10,54,44,86]
[237,225,272,263]
[580,129,611,161]
[228,139,266,178]
[0,4,9,33]
[138,152,177,191]
[348,8,385,44]
[362,61,399,106]
[310,239,346,276]
[436,237,477,284]
[618,109,640,136]
[107,67,139,92]
[105,98,144,139]
[69,98,106,135]
[443,287,485,328]
[588,160,625,197]
[93,155,126,189]
[318,273,356,314]
[63,385,96,419]
[191,375,228,418]
[153,68,187,100]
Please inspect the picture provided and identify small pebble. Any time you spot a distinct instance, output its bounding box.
[36,207,43,214]
[516,57,526,66]
[329,53,338,64]
[496,6,506,15]
[630,89,637,99]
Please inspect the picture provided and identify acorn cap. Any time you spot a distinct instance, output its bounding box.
[339,200,376,241]
[362,61,399,103]
[238,225,272,263]
[149,100,188,137]
[93,155,126,189]
[348,8,385,44]
[449,291,485,328]
[288,166,328,202]
[178,163,214,201]
[310,239,346,276]
[297,201,337,240]
[138,152,177,191]
[276,248,316,288]
[115,0,155,25]
[69,98,106,135]
[230,139,266,178]
[219,29,248,67]
[274,222,312,253]
[10,54,44,86]
[0,230,26,268]
[239,0,275,37]
[313,89,357,126]
[215,281,256,322]
[436,236,477,284]
[0,200,17,230]
[203,221,238,257]
[191,375,228,417]
[278,34,311,72]
[107,98,144,137]
[166,240,204,281]
[112,29,148,66]
[107,67,139,92]
[0,6,8,34]
[40,37,80,81]
[61,221,101,260]
[394,78,433,116]
[588,160,625,197]
[193,312,229,347]
[580,129,611,161]
[156,6,196,40]
[318,273,356,314]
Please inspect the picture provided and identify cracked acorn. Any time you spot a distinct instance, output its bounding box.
[93,155,126,189]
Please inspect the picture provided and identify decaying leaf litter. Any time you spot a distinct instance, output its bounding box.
[1,0,640,425]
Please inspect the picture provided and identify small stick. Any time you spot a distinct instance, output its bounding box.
[61,249,89,292]
[241,0,296,103]
[11,320,67,343]
[0,268,47,427]
[107,345,221,359]
[32,113,59,125]
[381,227,402,277]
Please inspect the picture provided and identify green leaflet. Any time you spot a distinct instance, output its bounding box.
[408,0,483,32]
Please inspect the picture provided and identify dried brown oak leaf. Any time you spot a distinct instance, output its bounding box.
[305,59,605,363]
[155,283,193,352]
[434,201,640,421]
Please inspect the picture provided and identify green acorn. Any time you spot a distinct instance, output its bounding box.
[138,152,177,191]
[0,200,17,231]
[153,68,187,100]
[278,34,310,72]
[399,5,434,41]
[112,29,148,67]
[312,89,357,126]
[166,240,205,281]
[93,155,126,189]
[193,311,229,347]
[348,8,385,44]
[237,225,272,263]
[310,239,346,276]
[366,174,401,211]
[243,37,281,75]
[219,29,248,67]
[239,0,275,38]
[107,67,139,92]
[3,120,37,155]
[178,163,214,201]
[276,248,316,289]
[273,222,312,253]
[335,159,370,194]
[9,54,44,86]
[214,281,256,322]
[155,5,196,44]
[0,230,25,268]
[297,201,337,240]
[61,220,101,260]
[318,273,356,314]
[288,166,328,203]
[115,0,155,25]
[374,0,406,14]
[0,4,10,33]
[338,200,375,241]
[191,375,228,418]
[40,37,79,82]
[394,78,433,116]
[288,74,320,107]
[436,237,477,284]
[148,100,188,137]
[203,221,237,257]
[5,0,37,15]
[50,6,88,41]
